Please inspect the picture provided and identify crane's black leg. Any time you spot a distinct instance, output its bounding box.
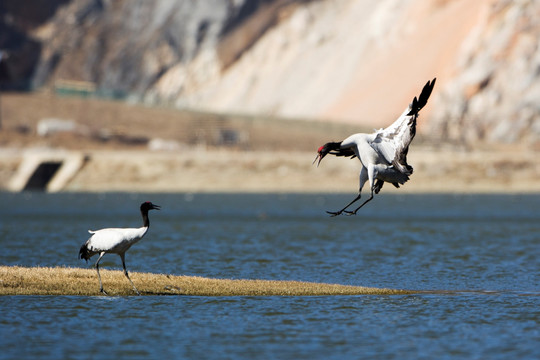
[327,193,362,217]
[120,253,141,296]
[344,189,374,215]
[95,252,108,295]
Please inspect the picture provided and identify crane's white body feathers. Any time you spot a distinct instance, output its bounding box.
[340,108,415,189]
[340,106,414,165]
[371,107,416,171]
[84,227,149,257]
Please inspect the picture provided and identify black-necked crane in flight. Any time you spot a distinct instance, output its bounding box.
[79,201,161,295]
[314,78,436,216]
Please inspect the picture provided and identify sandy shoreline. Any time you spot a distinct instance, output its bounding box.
[1,92,538,194]
[1,146,539,193]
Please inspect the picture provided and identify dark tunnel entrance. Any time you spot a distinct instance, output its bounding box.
[23,161,62,191]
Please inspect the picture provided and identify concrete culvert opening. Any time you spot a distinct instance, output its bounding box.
[23,161,63,191]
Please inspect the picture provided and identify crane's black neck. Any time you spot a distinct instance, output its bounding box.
[141,209,150,228]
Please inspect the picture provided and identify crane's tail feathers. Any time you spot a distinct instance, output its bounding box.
[407,78,436,116]
[392,159,414,176]
[393,160,413,177]
[374,180,384,194]
[79,244,90,262]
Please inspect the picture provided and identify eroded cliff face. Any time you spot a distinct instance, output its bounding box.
[428,0,540,147]
[164,0,487,126]
[29,0,264,96]
[2,0,539,146]
[0,0,70,89]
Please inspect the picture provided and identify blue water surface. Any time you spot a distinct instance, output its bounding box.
[1,192,539,359]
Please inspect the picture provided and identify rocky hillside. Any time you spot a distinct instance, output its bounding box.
[427,0,540,147]
[1,0,538,147]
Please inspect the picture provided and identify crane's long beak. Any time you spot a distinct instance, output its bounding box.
[152,204,161,210]
[313,153,323,167]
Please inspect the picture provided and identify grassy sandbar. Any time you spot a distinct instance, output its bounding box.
[0,266,413,296]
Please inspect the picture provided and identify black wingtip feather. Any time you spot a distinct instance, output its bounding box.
[407,78,436,116]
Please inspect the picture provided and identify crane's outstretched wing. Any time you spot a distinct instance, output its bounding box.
[369,78,436,175]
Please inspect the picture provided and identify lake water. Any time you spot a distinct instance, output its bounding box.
[1,192,539,359]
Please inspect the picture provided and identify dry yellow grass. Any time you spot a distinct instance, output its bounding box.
[0,266,412,296]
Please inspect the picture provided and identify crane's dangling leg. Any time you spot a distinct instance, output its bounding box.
[344,188,374,215]
[345,164,377,215]
[95,252,108,295]
[120,253,141,296]
[326,193,361,217]
[327,167,368,216]
[345,164,379,215]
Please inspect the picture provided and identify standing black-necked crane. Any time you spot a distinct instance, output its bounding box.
[79,201,161,295]
[314,78,436,216]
